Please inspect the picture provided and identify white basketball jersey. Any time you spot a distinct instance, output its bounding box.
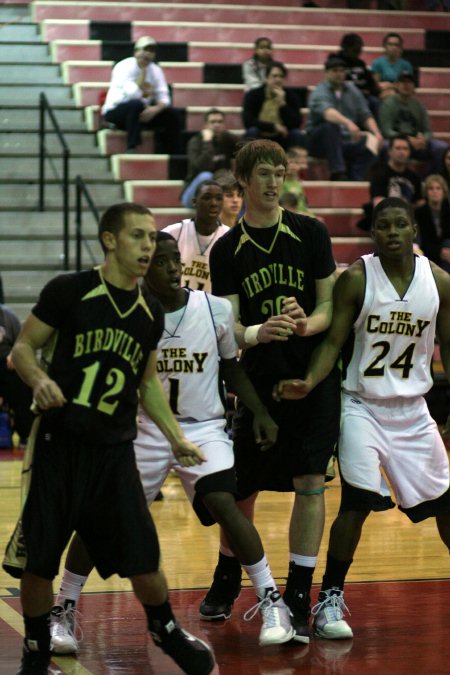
[141,290,238,423]
[162,219,229,293]
[344,254,439,399]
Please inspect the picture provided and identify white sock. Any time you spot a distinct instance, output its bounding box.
[290,553,317,568]
[242,556,277,599]
[55,570,87,608]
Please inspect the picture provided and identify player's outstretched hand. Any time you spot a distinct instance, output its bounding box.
[173,439,206,467]
[253,411,278,452]
[272,379,310,401]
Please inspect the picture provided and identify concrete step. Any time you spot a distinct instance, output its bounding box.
[0,131,98,154]
[0,84,73,105]
[0,240,103,265]
[0,43,50,62]
[59,59,450,93]
[41,19,425,49]
[0,182,124,209]
[149,206,365,234]
[0,23,39,42]
[332,237,374,265]
[31,1,448,30]
[0,63,61,84]
[124,179,370,209]
[62,59,319,88]
[87,106,243,134]
[0,210,99,234]
[0,106,86,131]
[0,155,112,181]
[51,39,383,66]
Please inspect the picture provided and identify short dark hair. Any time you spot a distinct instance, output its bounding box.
[383,32,403,48]
[98,202,152,253]
[372,197,414,229]
[255,36,272,48]
[235,139,287,185]
[156,230,176,244]
[205,108,224,122]
[215,170,243,195]
[388,134,410,149]
[279,192,299,209]
[193,179,223,200]
[267,61,287,78]
[340,33,363,51]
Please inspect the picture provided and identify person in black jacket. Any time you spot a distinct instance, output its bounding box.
[242,62,304,150]
[415,174,450,273]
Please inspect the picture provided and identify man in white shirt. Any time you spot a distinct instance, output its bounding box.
[101,35,182,153]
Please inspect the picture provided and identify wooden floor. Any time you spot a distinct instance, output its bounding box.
[1,451,449,674]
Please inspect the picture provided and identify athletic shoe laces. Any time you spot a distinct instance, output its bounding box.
[311,590,350,622]
[52,604,83,642]
[243,590,282,627]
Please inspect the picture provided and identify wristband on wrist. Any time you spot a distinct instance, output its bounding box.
[244,324,262,346]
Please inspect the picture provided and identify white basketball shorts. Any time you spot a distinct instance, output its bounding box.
[134,417,234,505]
[339,391,449,509]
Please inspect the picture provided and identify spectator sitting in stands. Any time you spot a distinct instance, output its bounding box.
[101,35,182,154]
[280,147,318,219]
[379,71,448,174]
[181,108,240,209]
[337,33,380,119]
[242,61,304,150]
[439,146,450,189]
[242,36,274,91]
[371,135,424,207]
[415,174,450,273]
[215,171,244,227]
[0,303,33,447]
[371,32,414,100]
[357,134,423,231]
[305,53,383,181]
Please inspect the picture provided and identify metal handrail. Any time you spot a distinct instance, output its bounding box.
[38,92,70,269]
[75,175,100,272]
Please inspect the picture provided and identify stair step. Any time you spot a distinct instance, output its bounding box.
[0,210,99,230]
[332,238,374,265]
[0,44,50,62]
[0,84,73,105]
[0,131,98,154]
[0,183,123,209]
[0,23,40,42]
[0,240,103,262]
[124,180,370,209]
[0,107,86,131]
[31,1,448,30]
[0,63,61,83]
[0,155,111,181]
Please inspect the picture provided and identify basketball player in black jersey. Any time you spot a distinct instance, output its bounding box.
[203,139,340,643]
[7,203,214,675]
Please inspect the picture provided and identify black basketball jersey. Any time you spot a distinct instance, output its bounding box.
[210,208,335,395]
[32,268,164,444]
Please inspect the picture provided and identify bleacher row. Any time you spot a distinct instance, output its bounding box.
[29,0,450,264]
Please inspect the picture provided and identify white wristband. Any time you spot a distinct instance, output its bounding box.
[244,324,262,346]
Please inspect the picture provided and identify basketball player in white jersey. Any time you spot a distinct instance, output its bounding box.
[274,197,450,639]
[162,180,229,293]
[49,232,295,655]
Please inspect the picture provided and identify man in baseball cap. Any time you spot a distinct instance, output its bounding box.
[101,35,182,153]
[304,53,383,180]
